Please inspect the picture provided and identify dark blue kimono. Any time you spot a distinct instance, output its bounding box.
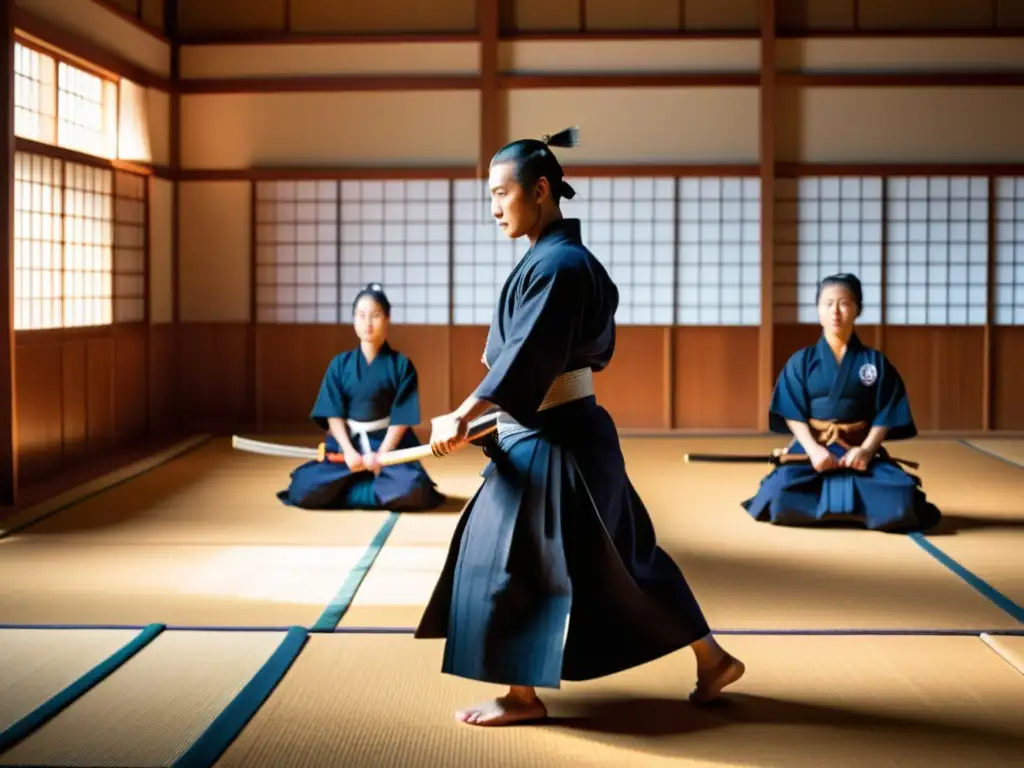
[415,219,712,688]
[742,333,941,532]
[277,343,445,512]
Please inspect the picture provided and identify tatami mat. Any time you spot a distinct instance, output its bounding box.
[904,441,1024,615]
[0,540,381,627]
[0,437,415,627]
[2,435,1021,633]
[0,629,138,735]
[0,436,212,539]
[964,438,1024,468]
[983,633,1024,676]
[2,439,396,546]
[651,438,1021,630]
[0,435,1021,766]
[214,633,1024,768]
[0,630,285,767]
[341,437,1024,630]
[339,513,456,628]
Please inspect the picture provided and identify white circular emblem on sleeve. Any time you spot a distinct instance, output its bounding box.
[859,363,878,386]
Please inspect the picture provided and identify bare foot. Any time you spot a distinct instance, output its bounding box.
[689,654,745,704]
[455,694,548,726]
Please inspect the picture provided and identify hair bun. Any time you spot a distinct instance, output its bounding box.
[541,126,580,149]
[367,282,384,292]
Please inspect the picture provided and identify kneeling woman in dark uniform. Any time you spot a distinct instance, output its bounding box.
[742,273,941,532]
[277,284,446,512]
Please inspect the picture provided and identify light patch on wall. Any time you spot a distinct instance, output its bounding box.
[144,87,170,167]
[178,181,251,322]
[500,40,759,75]
[779,39,1024,73]
[506,88,759,164]
[778,87,1024,163]
[180,91,479,169]
[180,42,481,80]
[16,0,171,78]
[148,177,173,324]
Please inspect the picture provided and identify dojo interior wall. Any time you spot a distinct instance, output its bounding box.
[7,0,1024,495]
[171,19,1024,437]
[11,0,174,486]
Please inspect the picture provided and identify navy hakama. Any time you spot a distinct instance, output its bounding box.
[742,333,941,532]
[277,343,445,511]
[415,219,711,689]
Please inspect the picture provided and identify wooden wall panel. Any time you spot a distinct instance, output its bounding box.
[289,0,476,34]
[777,0,855,30]
[594,326,666,429]
[772,323,825,380]
[991,326,1024,431]
[882,326,985,432]
[386,325,451,426]
[256,325,343,430]
[148,324,177,433]
[256,324,452,432]
[152,323,1022,436]
[857,0,993,30]
[113,326,149,442]
[176,323,254,430]
[13,326,154,487]
[249,325,676,433]
[509,0,579,32]
[178,0,285,35]
[449,325,489,410]
[85,337,115,452]
[674,326,760,430]
[60,340,88,465]
[14,342,63,485]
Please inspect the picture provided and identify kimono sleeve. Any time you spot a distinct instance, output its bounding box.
[870,353,917,440]
[768,349,812,434]
[310,354,348,431]
[474,258,584,425]
[389,356,422,427]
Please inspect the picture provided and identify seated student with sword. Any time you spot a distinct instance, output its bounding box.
[267,284,448,512]
[687,273,941,534]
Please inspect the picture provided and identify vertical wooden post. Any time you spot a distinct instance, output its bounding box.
[478,0,501,177]
[459,0,504,413]
[165,0,181,433]
[143,175,152,436]
[1,0,17,505]
[250,181,261,430]
[166,0,179,325]
[982,174,996,431]
[757,0,777,432]
[665,178,680,430]
[876,177,888,353]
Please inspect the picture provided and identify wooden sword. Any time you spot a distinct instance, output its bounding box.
[231,411,500,467]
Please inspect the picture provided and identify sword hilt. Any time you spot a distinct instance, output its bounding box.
[316,443,349,464]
